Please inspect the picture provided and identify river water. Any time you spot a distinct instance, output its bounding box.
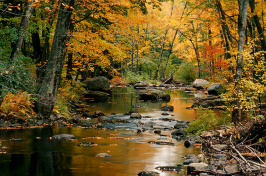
[0,87,200,176]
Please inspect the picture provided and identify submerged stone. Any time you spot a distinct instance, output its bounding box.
[137,171,160,176]
[95,153,111,158]
[52,134,75,140]
[161,105,174,111]
[155,166,182,173]
[78,142,97,147]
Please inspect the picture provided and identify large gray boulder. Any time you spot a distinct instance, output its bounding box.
[83,76,111,92]
[193,79,210,89]
[207,83,226,95]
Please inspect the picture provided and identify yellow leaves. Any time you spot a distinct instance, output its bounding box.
[0,92,36,119]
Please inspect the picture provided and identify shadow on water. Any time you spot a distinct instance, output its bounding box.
[0,87,200,176]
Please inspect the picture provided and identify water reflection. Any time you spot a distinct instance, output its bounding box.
[87,87,196,121]
[0,87,200,176]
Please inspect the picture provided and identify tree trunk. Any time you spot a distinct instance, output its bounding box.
[249,0,266,60]
[215,0,235,76]
[136,24,140,74]
[232,0,249,124]
[0,0,35,106]
[35,0,75,118]
[154,0,174,80]
[9,0,35,64]
[131,37,135,72]
[160,28,178,79]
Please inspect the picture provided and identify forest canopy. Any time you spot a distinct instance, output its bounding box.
[0,0,265,121]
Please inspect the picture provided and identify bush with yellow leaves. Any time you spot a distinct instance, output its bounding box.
[0,92,36,119]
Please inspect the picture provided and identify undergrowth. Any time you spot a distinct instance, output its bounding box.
[0,92,35,119]
[53,81,86,118]
[186,108,233,135]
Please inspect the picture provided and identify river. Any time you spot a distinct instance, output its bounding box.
[0,87,200,176]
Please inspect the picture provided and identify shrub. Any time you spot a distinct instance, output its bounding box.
[53,81,87,118]
[186,108,232,135]
[110,76,124,86]
[0,92,35,119]
[175,62,197,84]
[123,71,149,84]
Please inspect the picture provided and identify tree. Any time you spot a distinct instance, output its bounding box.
[35,0,75,117]
[0,0,35,106]
[232,0,249,124]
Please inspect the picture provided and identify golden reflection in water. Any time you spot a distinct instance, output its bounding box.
[168,97,196,121]
[68,128,199,176]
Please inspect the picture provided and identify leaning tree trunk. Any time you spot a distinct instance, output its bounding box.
[35,0,75,118]
[232,0,249,124]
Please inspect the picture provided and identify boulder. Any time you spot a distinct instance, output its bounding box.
[52,134,75,140]
[161,105,174,111]
[130,113,142,119]
[187,163,209,175]
[139,89,170,102]
[171,129,187,137]
[137,171,160,176]
[95,153,111,157]
[184,140,195,148]
[207,83,226,95]
[193,79,210,90]
[191,96,225,108]
[183,158,200,165]
[83,76,111,92]
[174,123,188,129]
[155,166,182,173]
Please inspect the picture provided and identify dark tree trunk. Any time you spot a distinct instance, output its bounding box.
[9,0,35,64]
[249,0,266,60]
[66,53,73,80]
[232,0,249,124]
[35,0,75,118]
[214,0,235,75]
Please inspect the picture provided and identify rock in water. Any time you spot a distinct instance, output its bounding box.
[52,134,75,140]
[137,171,160,176]
[130,113,142,119]
[83,76,111,92]
[95,153,111,157]
[161,105,174,111]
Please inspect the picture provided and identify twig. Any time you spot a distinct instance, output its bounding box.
[230,135,251,166]
[247,160,266,169]
[245,146,266,165]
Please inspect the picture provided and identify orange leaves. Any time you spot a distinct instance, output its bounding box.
[0,92,36,119]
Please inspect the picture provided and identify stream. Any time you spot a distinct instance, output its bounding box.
[0,87,201,176]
